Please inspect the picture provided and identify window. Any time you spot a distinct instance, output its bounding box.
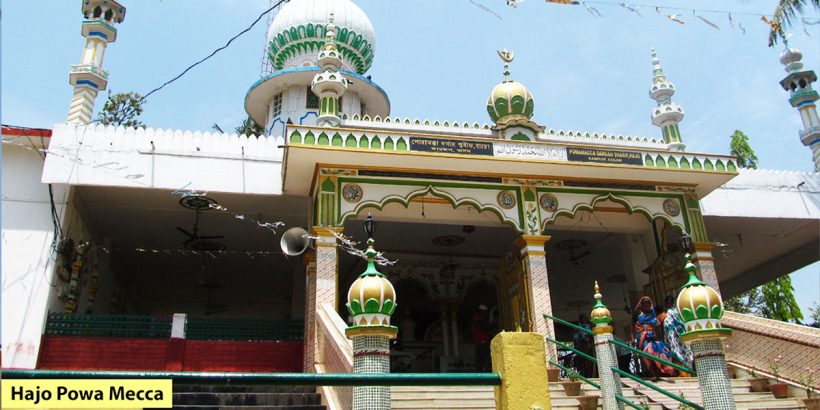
[271,92,283,118]
[306,88,319,109]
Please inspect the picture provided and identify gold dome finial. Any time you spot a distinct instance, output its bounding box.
[594,280,601,295]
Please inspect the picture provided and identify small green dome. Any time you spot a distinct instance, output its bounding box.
[487,80,534,123]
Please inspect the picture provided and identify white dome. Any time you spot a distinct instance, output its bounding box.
[266,0,376,74]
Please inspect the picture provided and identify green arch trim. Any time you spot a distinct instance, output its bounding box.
[541,192,686,235]
[339,185,523,233]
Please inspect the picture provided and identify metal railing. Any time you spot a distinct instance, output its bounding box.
[44,313,171,338]
[185,317,303,341]
[543,313,702,410]
[2,369,501,386]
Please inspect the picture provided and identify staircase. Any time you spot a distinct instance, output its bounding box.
[164,384,327,409]
[391,385,495,409]
[621,377,804,410]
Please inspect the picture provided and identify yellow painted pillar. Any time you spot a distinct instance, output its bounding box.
[514,234,557,361]
[491,332,551,410]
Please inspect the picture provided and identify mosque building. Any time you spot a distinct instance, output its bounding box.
[2,0,818,408]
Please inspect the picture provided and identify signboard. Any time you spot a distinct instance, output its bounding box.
[494,142,567,161]
[565,147,644,166]
[409,137,493,156]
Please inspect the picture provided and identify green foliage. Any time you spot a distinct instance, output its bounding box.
[760,276,804,323]
[724,288,762,314]
[565,367,581,382]
[234,117,265,136]
[95,92,146,128]
[768,0,820,46]
[211,117,265,136]
[729,130,758,169]
[808,303,820,328]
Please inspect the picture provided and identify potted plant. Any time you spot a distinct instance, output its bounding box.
[800,366,819,410]
[547,366,560,382]
[576,395,599,410]
[561,368,583,396]
[747,367,770,393]
[768,354,790,399]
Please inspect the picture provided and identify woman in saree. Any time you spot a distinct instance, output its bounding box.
[634,296,677,379]
[662,295,693,374]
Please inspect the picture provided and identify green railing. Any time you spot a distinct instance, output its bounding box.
[2,370,500,386]
[547,342,642,410]
[44,313,171,338]
[185,318,303,341]
[612,368,703,410]
[608,337,696,376]
[543,313,701,410]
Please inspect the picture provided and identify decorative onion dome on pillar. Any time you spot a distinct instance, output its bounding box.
[345,238,398,338]
[649,48,686,151]
[778,47,820,172]
[311,13,348,128]
[676,253,737,410]
[677,253,731,343]
[345,236,396,410]
[590,281,613,330]
[67,0,126,125]
[487,49,544,140]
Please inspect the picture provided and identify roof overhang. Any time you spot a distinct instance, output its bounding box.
[245,67,390,126]
[281,125,738,198]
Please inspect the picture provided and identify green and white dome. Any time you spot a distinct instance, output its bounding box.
[487,79,534,124]
[267,0,376,74]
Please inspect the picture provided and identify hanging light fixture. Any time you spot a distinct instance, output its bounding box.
[679,232,694,253]
[364,213,377,239]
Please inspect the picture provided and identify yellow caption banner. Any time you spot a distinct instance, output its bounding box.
[1,379,173,408]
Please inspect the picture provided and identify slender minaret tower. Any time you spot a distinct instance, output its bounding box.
[649,48,686,151]
[310,13,348,128]
[67,0,126,125]
[779,46,820,172]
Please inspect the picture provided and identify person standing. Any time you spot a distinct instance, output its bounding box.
[472,304,491,372]
[662,295,693,373]
[634,296,677,380]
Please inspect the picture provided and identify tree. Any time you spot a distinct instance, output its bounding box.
[212,117,265,136]
[724,287,762,314]
[729,130,759,169]
[807,303,820,328]
[760,276,804,323]
[726,277,805,324]
[95,92,146,128]
[768,0,820,46]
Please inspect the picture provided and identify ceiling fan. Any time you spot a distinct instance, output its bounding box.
[177,195,224,250]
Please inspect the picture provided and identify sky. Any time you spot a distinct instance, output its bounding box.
[2,0,818,317]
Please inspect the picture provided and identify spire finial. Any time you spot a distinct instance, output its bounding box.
[498,49,514,81]
[594,281,602,299]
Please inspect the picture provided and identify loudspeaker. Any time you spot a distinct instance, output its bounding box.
[280,227,311,256]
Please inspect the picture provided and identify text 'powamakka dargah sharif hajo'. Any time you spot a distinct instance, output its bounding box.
[2,0,819,409]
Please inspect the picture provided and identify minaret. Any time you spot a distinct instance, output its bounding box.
[779,46,820,172]
[310,13,348,128]
[67,0,126,125]
[649,48,686,151]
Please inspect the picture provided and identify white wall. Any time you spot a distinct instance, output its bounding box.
[41,124,285,195]
[1,143,68,369]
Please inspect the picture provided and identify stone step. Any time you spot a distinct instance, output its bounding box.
[391,386,495,409]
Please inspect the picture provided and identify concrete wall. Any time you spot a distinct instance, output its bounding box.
[41,124,285,195]
[1,143,67,369]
